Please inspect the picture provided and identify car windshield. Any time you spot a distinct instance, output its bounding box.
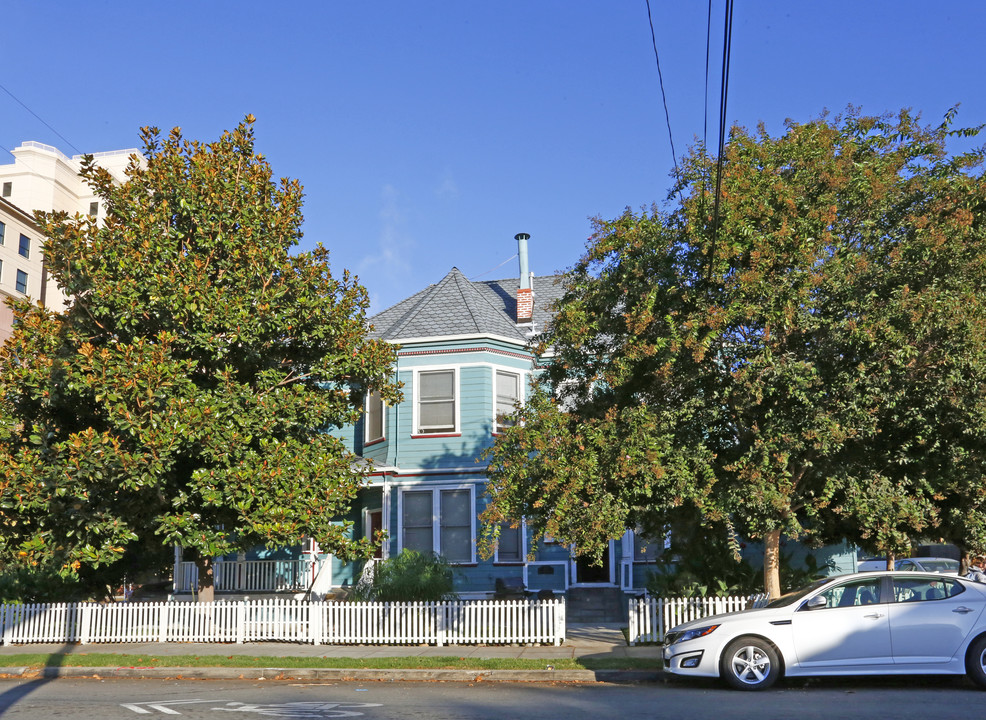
[766,577,831,608]
[920,559,959,572]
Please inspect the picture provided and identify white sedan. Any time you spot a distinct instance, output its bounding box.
[663,572,986,690]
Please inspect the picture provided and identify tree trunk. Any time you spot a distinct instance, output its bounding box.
[763,528,782,599]
[886,552,895,571]
[196,556,215,603]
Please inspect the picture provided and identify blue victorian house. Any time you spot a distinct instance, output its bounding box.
[174,235,664,616]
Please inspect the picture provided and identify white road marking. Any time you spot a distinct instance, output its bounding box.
[121,699,217,714]
[216,701,383,717]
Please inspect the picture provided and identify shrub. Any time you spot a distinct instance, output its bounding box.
[349,550,457,602]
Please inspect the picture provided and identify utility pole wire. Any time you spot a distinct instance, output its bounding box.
[708,0,735,281]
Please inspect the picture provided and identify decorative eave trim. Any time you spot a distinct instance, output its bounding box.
[397,346,534,362]
[383,332,530,346]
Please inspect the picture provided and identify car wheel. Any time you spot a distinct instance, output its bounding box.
[966,635,986,688]
[720,636,780,690]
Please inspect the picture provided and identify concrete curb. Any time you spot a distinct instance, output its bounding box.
[0,665,663,684]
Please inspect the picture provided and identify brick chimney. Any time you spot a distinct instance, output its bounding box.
[515,233,533,324]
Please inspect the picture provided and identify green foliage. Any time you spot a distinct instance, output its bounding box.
[483,108,986,596]
[641,520,761,598]
[0,564,87,603]
[0,117,400,591]
[349,550,458,602]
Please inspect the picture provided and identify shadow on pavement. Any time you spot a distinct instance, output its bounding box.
[0,643,69,717]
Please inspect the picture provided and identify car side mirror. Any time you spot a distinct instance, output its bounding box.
[805,596,827,611]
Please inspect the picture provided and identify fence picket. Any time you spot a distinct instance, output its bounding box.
[627,593,770,645]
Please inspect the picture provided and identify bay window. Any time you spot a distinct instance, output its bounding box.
[400,486,475,564]
[416,368,456,434]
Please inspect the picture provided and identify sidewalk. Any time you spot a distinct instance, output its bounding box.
[0,623,664,684]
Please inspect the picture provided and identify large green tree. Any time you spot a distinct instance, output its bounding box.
[0,118,399,599]
[482,109,986,597]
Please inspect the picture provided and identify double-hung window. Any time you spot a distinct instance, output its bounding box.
[0,221,5,245]
[495,521,524,563]
[364,389,384,444]
[18,234,29,259]
[15,270,27,295]
[400,486,474,564]
[495,370,522,433]
[416,369,456,435]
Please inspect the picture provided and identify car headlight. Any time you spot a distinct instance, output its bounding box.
[675,624,720,643]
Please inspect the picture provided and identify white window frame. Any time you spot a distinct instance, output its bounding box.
[412,366,459,436]
[494,520,526,564]
[18,233,29,259]
[364,389,385,445]
[14,269,27,295]
[398,484,476,564]
[493,368,524,434]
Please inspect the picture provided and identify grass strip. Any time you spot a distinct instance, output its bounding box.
[0,653,660,672]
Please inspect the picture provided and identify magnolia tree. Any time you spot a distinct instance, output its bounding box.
[483,109,986,598]
[0,118,399,599]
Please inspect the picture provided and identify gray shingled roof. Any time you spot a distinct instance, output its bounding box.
[368,268,566,342]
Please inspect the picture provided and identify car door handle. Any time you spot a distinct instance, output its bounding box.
[954,607,976,614]
[863,613,885,619]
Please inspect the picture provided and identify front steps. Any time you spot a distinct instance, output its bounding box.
[565,586,629,623]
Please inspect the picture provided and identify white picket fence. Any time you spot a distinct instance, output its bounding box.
[627,593,770,645]
[0,597,566,647]
[174,559,317,593]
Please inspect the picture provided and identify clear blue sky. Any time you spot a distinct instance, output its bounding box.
[4,2,983,314]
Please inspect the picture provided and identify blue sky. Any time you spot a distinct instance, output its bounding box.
[4,2,984,314]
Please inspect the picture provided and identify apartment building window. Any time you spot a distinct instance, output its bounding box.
[401,487,474,564]
[18,234,29,259]
[495,522,524,563]
[1,182,10,198]
[416,369,456,434]
[15,270,28,295]
[495,370,521,433]
[364,389,384,444]
[0,221,5,244]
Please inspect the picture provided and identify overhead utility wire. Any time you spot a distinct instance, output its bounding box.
[699,0,713,220]
[708,0,734,280]
[0,82,83,156]
[644,0,681,203]
[470,253,519,281]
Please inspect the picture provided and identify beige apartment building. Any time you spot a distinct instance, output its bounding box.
[0,141,138,342]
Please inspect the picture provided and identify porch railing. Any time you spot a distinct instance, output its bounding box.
[627,593,770,645]
[174,559,319,594]
[0,597,566,647]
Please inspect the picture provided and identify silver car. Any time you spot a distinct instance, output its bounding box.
[663,572,986,690]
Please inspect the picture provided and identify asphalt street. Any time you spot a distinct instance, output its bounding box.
[0,676,982,720]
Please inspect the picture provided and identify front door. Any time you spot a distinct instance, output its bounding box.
[573,542,614,585]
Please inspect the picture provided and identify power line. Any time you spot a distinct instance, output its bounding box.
[470,253,519,281]
[644,0,681,200]
[708,0,735,280]
[0,82,82,156]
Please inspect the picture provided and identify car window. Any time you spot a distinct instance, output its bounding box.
[806,577,883,609]
[898,560,916,571]
[920,559,959,573]
[767,578,830,608]
[893,576,964,602]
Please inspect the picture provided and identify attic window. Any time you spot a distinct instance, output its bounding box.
[1,182,10,198]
